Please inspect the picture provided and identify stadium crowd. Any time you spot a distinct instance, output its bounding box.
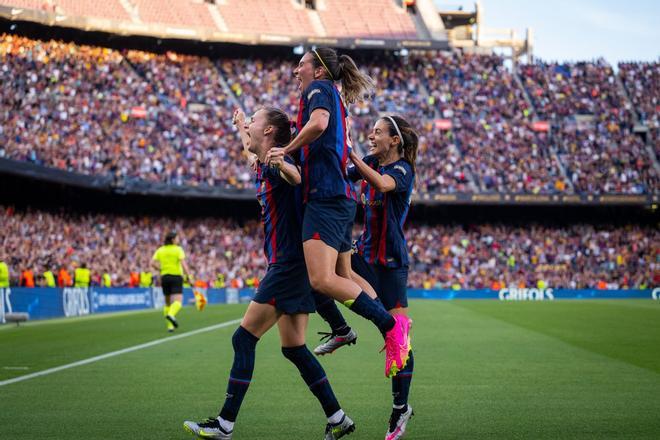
[1,33,657,196]
[1,207,657,290]
[519,61,658,194]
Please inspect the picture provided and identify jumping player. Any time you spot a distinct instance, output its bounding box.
[183,107,355,440]
[314,116,419,440]
[266,48,411,377]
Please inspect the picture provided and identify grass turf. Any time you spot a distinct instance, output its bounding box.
[1,300,659,439]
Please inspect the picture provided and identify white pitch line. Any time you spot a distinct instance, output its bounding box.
[0,318,242,388]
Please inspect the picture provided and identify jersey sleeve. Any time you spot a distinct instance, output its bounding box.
[384,161,414,193]
[178,247,186,261]
[151,248,160,261]
[347,155,378,182]
[305,81,333,114]
[347,165,361,182]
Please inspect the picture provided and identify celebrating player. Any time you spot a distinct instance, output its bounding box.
[312,115,419,440]
[183,107,355,440]
[266,48,411,378]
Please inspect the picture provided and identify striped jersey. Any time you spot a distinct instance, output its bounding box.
[350,156,414,268]
[255,156,304,264]
[296,79,356,203]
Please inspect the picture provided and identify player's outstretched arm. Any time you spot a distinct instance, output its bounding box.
[232,108,258,168]
[349,150,396,193]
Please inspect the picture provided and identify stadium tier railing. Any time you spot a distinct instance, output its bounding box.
[1,158,657,206]
[1,287,657,323]
[0,4,449,50]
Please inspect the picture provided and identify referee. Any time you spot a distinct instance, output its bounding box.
[152,231,193,332]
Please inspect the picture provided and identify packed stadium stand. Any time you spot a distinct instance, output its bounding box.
[1,33,657,194]
[1,206,657,290]
[0,1,657,295]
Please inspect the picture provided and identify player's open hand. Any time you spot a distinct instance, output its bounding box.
[232,108,246,127]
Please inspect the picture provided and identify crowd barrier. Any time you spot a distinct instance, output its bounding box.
[0,287,657,323]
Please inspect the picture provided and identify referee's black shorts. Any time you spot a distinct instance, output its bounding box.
[161,274,183,296]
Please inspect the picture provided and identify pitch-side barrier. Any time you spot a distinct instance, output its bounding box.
[0,287,657,323]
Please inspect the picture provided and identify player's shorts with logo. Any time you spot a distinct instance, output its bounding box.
[302,197,357,253]
[351,252,408,310]
[253,259,315,314]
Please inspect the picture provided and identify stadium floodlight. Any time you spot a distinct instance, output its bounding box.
[5,313,29,327]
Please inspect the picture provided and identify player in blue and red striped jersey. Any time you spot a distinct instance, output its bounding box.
[184,107,354,440]
[314,116,419,440]
[266,48,411,379]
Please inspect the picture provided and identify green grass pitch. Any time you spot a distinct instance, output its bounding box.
[1,300,659,439]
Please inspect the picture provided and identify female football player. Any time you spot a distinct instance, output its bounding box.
[313,115,419,440]
[184,107,354,440]
[266,48,411,378]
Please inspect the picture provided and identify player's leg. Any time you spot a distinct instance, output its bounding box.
[304,240,394,334]
[184,302,280,439]
[312,252,376,356]
[337,251,377,300]
[163,275,184,330]
[303,199,409,376]
[311,290,358,356]
[278,313,355,439]
[380,267,414,440]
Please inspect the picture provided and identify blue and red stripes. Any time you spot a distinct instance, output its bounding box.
[264,179,278,264]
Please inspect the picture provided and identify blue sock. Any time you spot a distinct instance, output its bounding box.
[347,292,395,334]
[313,291,349,334]
[219,326,259,422]
[282,345,341,417]
[392,349,414,406]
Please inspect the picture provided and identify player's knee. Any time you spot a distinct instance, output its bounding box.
[232,326,257,352]
[308,271,333,293]
[281,344,305,361]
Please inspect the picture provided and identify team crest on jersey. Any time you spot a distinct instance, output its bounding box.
[307,89,321,100]
[394,165,407,175]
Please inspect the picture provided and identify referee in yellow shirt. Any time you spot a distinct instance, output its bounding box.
[152,231,194,332]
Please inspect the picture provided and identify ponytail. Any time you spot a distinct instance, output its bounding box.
[311,48,375,104]
[381,115,418,174]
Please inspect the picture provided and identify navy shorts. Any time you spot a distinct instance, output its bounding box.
[351,253,408,311]
[253,259,315,314]
[302,197,357,253]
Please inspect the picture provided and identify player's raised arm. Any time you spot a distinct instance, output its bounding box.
[233,108,258,167]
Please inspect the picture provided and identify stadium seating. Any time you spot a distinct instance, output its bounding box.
[0,0,419,38]
[0,33,657,194]
[132,0,217,29]
[1,206,656,289]
[216,0,315,36]
[317,0,417,38]
[519,61,658,194]
[619,62,659,156]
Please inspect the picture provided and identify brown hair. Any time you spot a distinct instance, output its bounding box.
[380,115,418,174]
[263,107,292,147]
[311,47,375,104]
